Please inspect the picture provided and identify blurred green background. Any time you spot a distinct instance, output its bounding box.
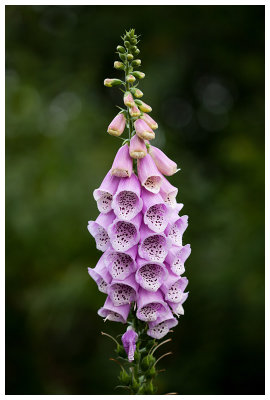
[6,5,265,395]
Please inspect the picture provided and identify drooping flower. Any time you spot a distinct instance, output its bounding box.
[111,144,133,178]
[88,253,112,294]
[149,145,179,176]
[137,154,163,194]
[93,171,120,214]
[104,245,137,280]
[108,213,142,252]
[136,288,169,322]
[121,327,138,362]
[141,113,158,130]
[87,211,115,252]
[138,223,170,263]
[108,273,138,306]
[124,91,135,107]
[135,257,168,292]
[142,188,169,233]
[107,113,126,137]
[165,244,191,276]
[147,308,178,339]
[134,119,155,140]
[98,296,130,323]
[129,134,147,159]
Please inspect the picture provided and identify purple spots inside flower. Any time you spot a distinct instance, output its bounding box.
[137,302,163,322]
[114,191,140,220]
[171,257,185,275]
[105,312,124,322]
[109,283,136,306]
[147,321,170,339]
[145,204,167,232]
[140,235,167,262]
[94,226,110,251]
[107,252,135,280]
[110,221,138,251]
[97,191,113,213]
[144,176,162,194]
[136,263,165,292]
[166,281,185,303]
[167,223,182,246]
[164,193,176,207]
[97,279,109,293]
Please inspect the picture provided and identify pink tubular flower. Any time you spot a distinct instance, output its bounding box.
[168,292,189,317]
[111,173,143,221]
[129,134,147,159]
[147,309,178,339]
[149,145,178,176]
[138,223,170,263]
[93,171,120,214]
[135,257,168,292]
[104,245,137,280]
[87,211,115,252]
[159,177,179,208]
[134,119,155,140]
[138,101,152,113]
[165,214,189,247]
[111,144,133,178]
[129,105,141,117]
[136,288,169,322]
[107,113,126,137]
[121,327,138,362]
[124,91,135,107]
[98,296,130,323]
[88,253,112,294]
[166,244,191,276]
[108,213,142,252]
[108,273,138,306]
[142,188,169,233]
[161,274,189,303]
[137,154,163,194]
[141,113,158,130]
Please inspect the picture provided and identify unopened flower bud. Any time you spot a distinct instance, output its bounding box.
[121,326,138,362]
[111,144,133,177]
[129,134,147,159]
[131,88,143,98]
[104,78,123,87]
[136,100,152,113]
[132,71,145,79]
[134,119,155,140]
[107,113,126,137]
[119,369,131,385]
[149,145,178,176]
[129,105,141,117]
[114,61,124,70]
[126,74,136,83]
[119,53,126,62]
[127,53,134,61]
[130,37,137,45]
[132,59,141,67]
[124,91,135,107]
[134,48,140,55]
[117,45,125,53]
[124,41,130,48]
[141,113,158,130]
[141,354,156,371]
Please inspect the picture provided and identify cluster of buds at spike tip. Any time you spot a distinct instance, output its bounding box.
[88,29,191,394]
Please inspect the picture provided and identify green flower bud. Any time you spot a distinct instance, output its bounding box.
[144,381,155,395]
[145,365,156,378]
[130,37,137,45]
[104,78,123,87]
[119,369,131,385]
[131,88,143,98]
[115,343,127,358]
[117,45,125,53]
[131,377,140,392]
[134,48,140,55]
[132,59,141,67]
[132,71,145,79]
[141,354,156,371]
[126,74,136,84]
[127,54,134,61]
[119,53,126,62]
[124,41,130,48]
[114,61,124,70]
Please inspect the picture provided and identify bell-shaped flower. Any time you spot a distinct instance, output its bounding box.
[136,288,169,322]
[147,308,178,339]
[104,245,137,280]
[141,113,158,130]
[98,296,130,323]
[121,327,138,362]
[124,91,135,107]
[165,214,189,247]
[93,171,120,214]
[88,253,112,294]
[134,119,155,140]
[129,134,147,159]
[111,173,143,221]
[108,273,138,306]
[87,211,115,252]
[166,244,191,276]
[137,154,163,194]
[168,292,189,317]
[135,257,168,292]
[108,213,142,252]
[142,188,169,233]
[139,223,170,263]
[159,177,179,208]
[161,274,189,303]
[107,113,126,137]
[111,144,133,178]
[149,146,178,176]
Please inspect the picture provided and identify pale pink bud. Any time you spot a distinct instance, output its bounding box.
[104,78,123,87]
[149,145,179,176]
[126,74,136,83]
[111,144,133,178]
[129,135,147,159]
[107,113,126,137]
[129,105,141,117]
[134,119,155,140]
[124,92,135,107]
[141,113,158,130]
